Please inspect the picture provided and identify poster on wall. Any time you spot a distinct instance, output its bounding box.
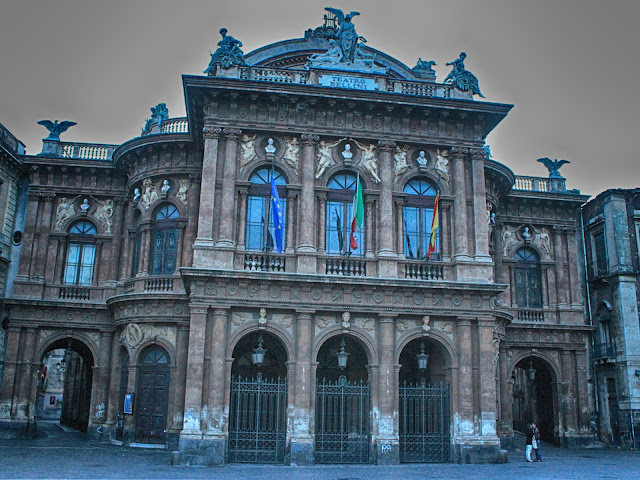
[124,393,133,414]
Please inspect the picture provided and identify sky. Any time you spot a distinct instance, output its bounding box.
[1,0,639,198]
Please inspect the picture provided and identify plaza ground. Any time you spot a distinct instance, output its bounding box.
[0,422,638,480]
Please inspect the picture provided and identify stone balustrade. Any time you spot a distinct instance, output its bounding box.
[0,122,26,156]
[514,308,546,323]
[325,257,368,277]
[401,260,445,280]
[60,142,116,161]
[513,176,550,192]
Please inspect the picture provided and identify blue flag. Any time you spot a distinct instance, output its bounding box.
[270,176,284,255]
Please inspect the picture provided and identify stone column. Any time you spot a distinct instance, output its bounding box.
[104,329,122,438]
[202,308,229,465]
[456,319,474,438]
[441,204,451,261]
[118,203,134,282]
[216,128,241,248]
[138,228,151,276]
[0,326,21,420]
[365,197,375,258]
[110,198,127,283]
[297,134,319,273]
[172,326,189,432]
[376,316,399,464]
[16,328,37,422]
[477,319,500,445]
[560,350,577,441]
[470,149,491,263]
[553,227,567,307]
[290,312,314,465]
[33,194,55,281]
[497,344,512,437]
[285,189,298,254]
[565,228,581,306]
[395,198,404,258]
[376,141,397,278]
[17,192,40,279]
[182,174,201,268]
[235,189,248,251]
[451,148,471,262]
[179,304,208,452]
[88,331,113,439]
[193,127,221,261]
[317,194,326,255]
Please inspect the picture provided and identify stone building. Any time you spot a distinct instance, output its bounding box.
[582,188,640,448]
[0,11,594,463]
[0,123,26,390]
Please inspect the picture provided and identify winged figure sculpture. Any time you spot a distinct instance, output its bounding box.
[38,120,77,140]
[325,7,362,63]
[537,157,570,178]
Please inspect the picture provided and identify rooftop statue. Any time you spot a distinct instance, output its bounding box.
[143,103,169,132]
[444,52,485,98]
[537,157,570,178]
[205,28,246,74]
[412,59,436,78]
[325,8,364,64]
[37,120,76,140]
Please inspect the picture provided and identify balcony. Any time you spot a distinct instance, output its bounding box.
[122,275,184,294]
[401,260,444,281]
[325,257,368,277]
[243,253,286,272]
[514,308,545,323]
[59,286,90,301]
[60,142,116,161]
[593,342,617,361]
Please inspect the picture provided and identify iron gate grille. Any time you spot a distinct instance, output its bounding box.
[399,382,450,463]
[315,377,370,464]
[228,375,287,464]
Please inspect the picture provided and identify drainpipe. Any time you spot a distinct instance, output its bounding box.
[580,205,600,441]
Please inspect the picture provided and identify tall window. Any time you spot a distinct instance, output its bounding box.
[63,221,97,286]
[326,172,363,256]
[514,247,542,308]
[593,231,607,276]
[246,168,287,252]
[151,204,179,275]
[402,178,438,259]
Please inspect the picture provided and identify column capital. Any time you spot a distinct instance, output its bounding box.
[450,146,469,158]
[212,307,229,317]
[202,126,222,139]
[377,140,396,152]
[189,173,202,184]
[301,133,320,146]
[470,148,486,161]
[190,304,209,316]
[223,128,242,140]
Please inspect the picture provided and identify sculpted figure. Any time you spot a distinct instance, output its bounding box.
[325,8,364,63]
[204,27,246,73]
[95,199,113,233]
[141,178,158,210]
[258,308,267,326]
[537,157,570,178]
[394,145,410,177]
[341,144,353,162]
[37,120,76,140]
[161,180,171,194]
[354,42,375,68]
[283,137,299,170]
[444,52,485,98]
[133,188,141,201]
[422,315,431,332]
[265,138,277,155]
[315,138,345,179]
[502,225,518,256]
[435,149,449,180]
[416,150,428,166]
[353,140,380,183]
[307,39,343,65]
[80,198,90,212]
[341,311,351,330]
[176,179,189,203]
[412,58,436,77]
[240,134,257,167]
[532,227,551,257]
[55,198,73,230]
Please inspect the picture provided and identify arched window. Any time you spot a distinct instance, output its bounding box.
[150,204,179,275]
[63,221,97,286]
[402,178,438,259]
[140,345,170,365]
[246,168,287,252]
[326,172,363,256]
[514,247,542,308]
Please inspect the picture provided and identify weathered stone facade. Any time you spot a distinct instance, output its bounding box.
[0,14,596,463]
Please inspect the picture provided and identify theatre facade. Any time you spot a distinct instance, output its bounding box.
[0,11,594,464]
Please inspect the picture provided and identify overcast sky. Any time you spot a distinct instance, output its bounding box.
[1,0,638,197]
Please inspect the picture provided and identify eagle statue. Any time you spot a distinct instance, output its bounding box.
[537,157,570,178]
[37,120,77,140]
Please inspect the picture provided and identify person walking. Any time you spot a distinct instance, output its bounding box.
[533,423,542,462]
[525,424,534,462]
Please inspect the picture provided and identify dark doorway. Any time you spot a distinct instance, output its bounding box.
[512,357,555,442]
[135,345,170,444]
[315,335,370,464]
[38,339,94,432]
[228,331,288,464]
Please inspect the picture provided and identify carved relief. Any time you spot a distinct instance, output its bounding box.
[232,312,247,327]
[434,148,449,181]
[276,314,292,329]
[341,311,351,330]
[315,316,332,330]
[394,145,410,177]
[422,315,431,332]
[315,138,344,179]
[55,197,74,230]
[435,321,453,336]
[140,178,158,210]
[283,137,299,170]
[257,308,267,327]
[358,317,375,331]
[176,179,189,204]
[240,134,257,167]
[502,225,519,256]
[532,226,552,258]
[353,139,380,183]
[94,198,113,233]
[396,318,409,333]
[121,323,144,349]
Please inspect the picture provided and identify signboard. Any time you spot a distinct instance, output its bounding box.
[124,393,133,414]
[319,75,378,91]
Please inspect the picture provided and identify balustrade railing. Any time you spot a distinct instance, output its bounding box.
[60,142,116,161]
[144,277,174,292]
[513,176,550,192]
[402,261,444,280]
[386,79,452,98]
[325,257,367,276]
[515,308,545,322]
[0,122,25,156]
[59,286,90,300]
[160,118,188,134]
[244,253,287,272]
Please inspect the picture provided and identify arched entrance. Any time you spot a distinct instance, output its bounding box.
[512,356,556,442]
[398,337,451,463]
[37,338,94,432]
[135,345,170,444]
[228,331,288,463]
[315,334,370,464]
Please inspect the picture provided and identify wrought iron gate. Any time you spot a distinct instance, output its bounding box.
[228,374,287,463]
[399,382,450,463]
[315,377,370,464]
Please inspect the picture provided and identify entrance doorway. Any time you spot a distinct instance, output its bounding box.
[512,356,556,442]
[228,331,288,464]
[37,339,93,432]
[398,338,450,463]
[135,345,170,444]
[315,335,370,464]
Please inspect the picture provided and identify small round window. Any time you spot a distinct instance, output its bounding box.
[12,230,23,245]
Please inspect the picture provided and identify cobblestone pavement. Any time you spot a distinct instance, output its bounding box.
[1,422,638,480]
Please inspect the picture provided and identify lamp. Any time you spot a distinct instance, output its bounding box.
[336,338,350,370]
[528,355,536,381]
[416,342,429,371]
[251,334,267,366]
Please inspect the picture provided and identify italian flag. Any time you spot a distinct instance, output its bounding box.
[349,172,364,250]
[427,192,440,259]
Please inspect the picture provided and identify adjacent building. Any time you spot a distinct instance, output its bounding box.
[0,11,600,463]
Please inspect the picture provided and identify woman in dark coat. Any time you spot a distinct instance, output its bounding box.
[525,424,534,462]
